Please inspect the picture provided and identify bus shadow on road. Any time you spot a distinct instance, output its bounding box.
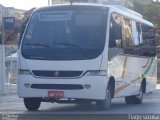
[22,92,160,114]
[33,99,138,113]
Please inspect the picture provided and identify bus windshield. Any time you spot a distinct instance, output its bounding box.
[22,8,108,60]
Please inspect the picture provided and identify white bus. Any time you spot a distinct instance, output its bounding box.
[17,3,157,111]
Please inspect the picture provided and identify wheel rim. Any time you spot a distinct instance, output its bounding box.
[105,89,111,106]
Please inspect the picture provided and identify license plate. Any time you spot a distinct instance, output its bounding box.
[48,91,64,98]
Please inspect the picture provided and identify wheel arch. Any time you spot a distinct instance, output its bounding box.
[141,78,146,94]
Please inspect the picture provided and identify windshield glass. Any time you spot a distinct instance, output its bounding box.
[22,7,108,60]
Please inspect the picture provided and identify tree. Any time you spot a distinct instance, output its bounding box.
[128,0,160,27]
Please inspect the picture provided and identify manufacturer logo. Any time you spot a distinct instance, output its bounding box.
[54,71,60,77]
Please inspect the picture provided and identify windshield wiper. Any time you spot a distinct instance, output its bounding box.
[25,43,50,47]
[25,43,57,56]
[52,42,89,59]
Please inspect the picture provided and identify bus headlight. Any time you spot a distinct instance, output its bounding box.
[84,70,107,76]
[18,69,31,75]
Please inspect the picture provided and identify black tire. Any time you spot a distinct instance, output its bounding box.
[77,101,92,105]
[24,98,41,111]
[134,87,143,104]
[125,96,134,104]
[125,87,143,104]
[76,99,92,106]
[96,85,112,110]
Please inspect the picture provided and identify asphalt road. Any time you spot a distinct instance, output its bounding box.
[0,85,160,120]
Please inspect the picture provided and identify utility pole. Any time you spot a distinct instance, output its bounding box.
[48,0,50,5]
[0,17,6,95]
[0,37,3,95]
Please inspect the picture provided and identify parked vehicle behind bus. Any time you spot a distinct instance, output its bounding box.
[17,3,157,111]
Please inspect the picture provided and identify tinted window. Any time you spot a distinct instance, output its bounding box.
[22,8,108,60]
[108,13,156,60]
[130,23,156,57]
[141,24,156,57]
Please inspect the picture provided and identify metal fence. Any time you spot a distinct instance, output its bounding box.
[4,45,17,94]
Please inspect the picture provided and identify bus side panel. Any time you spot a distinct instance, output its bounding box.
[109,55,157,97]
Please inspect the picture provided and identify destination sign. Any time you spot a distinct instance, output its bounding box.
[39,12,72,21]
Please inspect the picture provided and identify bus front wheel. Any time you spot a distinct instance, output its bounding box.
[96,85,112,110]
[24,98,41,111]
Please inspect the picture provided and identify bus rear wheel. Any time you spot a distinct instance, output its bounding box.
[76,99,92,105]
[24,98,41,111]
[125,87,143,104]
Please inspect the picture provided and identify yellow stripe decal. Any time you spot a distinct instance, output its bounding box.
[115,83,131,95]
[115,58,155,95]
[121,56,128,79]
[142,59,150,68]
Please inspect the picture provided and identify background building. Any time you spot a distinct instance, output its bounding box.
[0,4,26,45]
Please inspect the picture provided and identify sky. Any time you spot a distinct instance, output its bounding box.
[0,0,48,10]
[1,0,159,10]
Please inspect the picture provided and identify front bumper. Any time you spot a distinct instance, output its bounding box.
[17,75,108,100]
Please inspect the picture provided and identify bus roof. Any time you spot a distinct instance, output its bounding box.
[34,3,154,27]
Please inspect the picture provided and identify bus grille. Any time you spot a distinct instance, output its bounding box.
[31,84,84,90]
[32,70,83,78]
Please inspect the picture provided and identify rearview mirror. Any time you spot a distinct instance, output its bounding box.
[113,25,122,40]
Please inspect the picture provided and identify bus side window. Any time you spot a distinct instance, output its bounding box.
[109,23,116,47]
[141,24,156,57]
[108,13,123,60]
[109,14,122,48]
[121,18,133,50]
